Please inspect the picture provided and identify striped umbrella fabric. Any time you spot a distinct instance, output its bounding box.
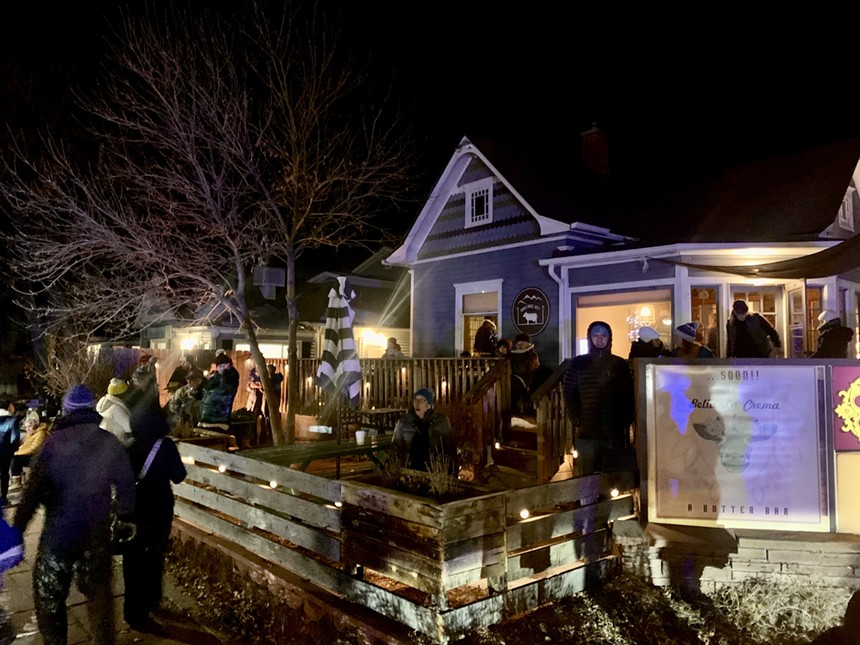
[315,276,362,406]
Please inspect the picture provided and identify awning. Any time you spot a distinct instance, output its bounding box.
[653,234,860,279]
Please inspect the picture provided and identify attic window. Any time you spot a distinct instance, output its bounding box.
[465,178,493,228]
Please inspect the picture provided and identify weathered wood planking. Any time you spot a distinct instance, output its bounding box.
[181,463,340,531]
[341,478,507,597]
[437,556,618,642]
[506,494,635,552]
[178,441,341,502]
[505,471,635,514]
[506,528,610,580]
[174,482,340,562]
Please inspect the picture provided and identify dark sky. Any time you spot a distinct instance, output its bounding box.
[2,3,857,223]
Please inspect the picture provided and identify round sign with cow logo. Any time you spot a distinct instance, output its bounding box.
[512,288,550,336]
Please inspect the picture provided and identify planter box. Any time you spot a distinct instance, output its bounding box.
[340,475,507,604]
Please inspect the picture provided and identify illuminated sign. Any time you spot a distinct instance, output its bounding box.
[833,366,860,452]
[511,288,549,336]
[646,363,830,532]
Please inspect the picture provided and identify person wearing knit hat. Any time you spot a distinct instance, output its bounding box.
[97,380,134,448]
[628,326,668,360]
[108,378,129,397]
[674,322,715,359]
[563,320,636,476]
[391,387,456,472]
[811,309,854,359]
[13,383,136,645]
[62,384,96,413]
[726,299,782,358]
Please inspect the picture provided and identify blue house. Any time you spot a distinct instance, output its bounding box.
[386,130,860,365]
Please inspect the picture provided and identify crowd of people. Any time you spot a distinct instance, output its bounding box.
[0,350,287,643]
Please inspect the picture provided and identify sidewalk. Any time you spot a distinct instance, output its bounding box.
[2,485,230,644]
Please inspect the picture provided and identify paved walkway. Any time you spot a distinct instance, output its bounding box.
[2,485,230,644]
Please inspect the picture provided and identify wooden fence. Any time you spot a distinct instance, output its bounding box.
[174,442,636,643]
[142,349,499,416]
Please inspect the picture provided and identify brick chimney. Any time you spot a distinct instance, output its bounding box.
[580,124,609,178]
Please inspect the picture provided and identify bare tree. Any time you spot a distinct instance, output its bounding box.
[0,4,413,444]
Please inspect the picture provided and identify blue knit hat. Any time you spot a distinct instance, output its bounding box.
[414,387,435,407]
[675,321,701,343]
[62,384,95,413]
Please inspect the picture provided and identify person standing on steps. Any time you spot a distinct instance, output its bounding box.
[563,321,635,476]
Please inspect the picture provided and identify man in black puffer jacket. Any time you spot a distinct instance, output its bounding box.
[14,384,136,645]
[563,321,635,476]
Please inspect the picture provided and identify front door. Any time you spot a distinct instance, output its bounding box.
[731,287,783,356]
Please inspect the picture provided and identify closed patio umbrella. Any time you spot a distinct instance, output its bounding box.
[315,277,362,475]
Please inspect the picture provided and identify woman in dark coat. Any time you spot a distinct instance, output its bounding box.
[122,388,187,629]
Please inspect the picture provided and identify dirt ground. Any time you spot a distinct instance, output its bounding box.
[164,538,850,645]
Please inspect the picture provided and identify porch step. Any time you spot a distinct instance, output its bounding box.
[492,444,537,473]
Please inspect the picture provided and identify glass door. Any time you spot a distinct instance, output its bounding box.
[731,287,783,356]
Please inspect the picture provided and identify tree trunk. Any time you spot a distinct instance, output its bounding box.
[285,247,298,444]
[241,318,285,446]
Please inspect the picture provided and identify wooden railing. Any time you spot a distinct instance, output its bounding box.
[288,357,501,413]
[462,358,511,466]
[531,360,574,483]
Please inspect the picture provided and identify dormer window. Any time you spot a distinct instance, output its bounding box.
[465,178,493,228]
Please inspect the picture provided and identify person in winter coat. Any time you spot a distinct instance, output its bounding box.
[812,310,855,359]
[391,388,456,472]
[563,321,635,476]
[628,326,668,360]
[11,420,49,483]
[199,353,240,430]
[510,334,540,416]
[122,385,187,630]
[673,322,715,359]
[97,378,134,448]
[472,319,498,356]
[14,384,136,645]
[0,400,19,506]
[726,299,782,358]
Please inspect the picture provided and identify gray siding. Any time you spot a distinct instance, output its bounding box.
[412,243,561,365]
[419,157,540,260]
[570,260,675,287]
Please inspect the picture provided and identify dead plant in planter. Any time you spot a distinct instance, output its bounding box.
[426,448,456,498]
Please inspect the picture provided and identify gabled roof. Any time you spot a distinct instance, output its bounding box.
[388,134,860,268]
[296,247,409,327]
[471,134,860,244]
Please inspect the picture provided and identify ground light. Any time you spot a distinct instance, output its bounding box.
[218,464,227,473]
[519,509,530,519]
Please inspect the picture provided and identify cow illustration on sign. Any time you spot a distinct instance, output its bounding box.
[512,287,549,336]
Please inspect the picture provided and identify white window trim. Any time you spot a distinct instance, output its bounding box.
[454,279,503,349]
[464,178,494,229]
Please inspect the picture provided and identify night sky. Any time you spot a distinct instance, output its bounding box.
[2,3,857,236]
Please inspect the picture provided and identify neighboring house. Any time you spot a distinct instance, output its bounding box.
[142,248,410,359]
[385,131,860,364]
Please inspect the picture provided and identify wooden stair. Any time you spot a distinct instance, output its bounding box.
[492,415,537,472]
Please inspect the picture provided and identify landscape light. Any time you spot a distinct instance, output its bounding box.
[519,509,530,519]
[334,501,343,508]
[218,464,227,473]
[269,480,278,489]
[181,456,195,465]
[611,488,620,498]
[494,442,501,449]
